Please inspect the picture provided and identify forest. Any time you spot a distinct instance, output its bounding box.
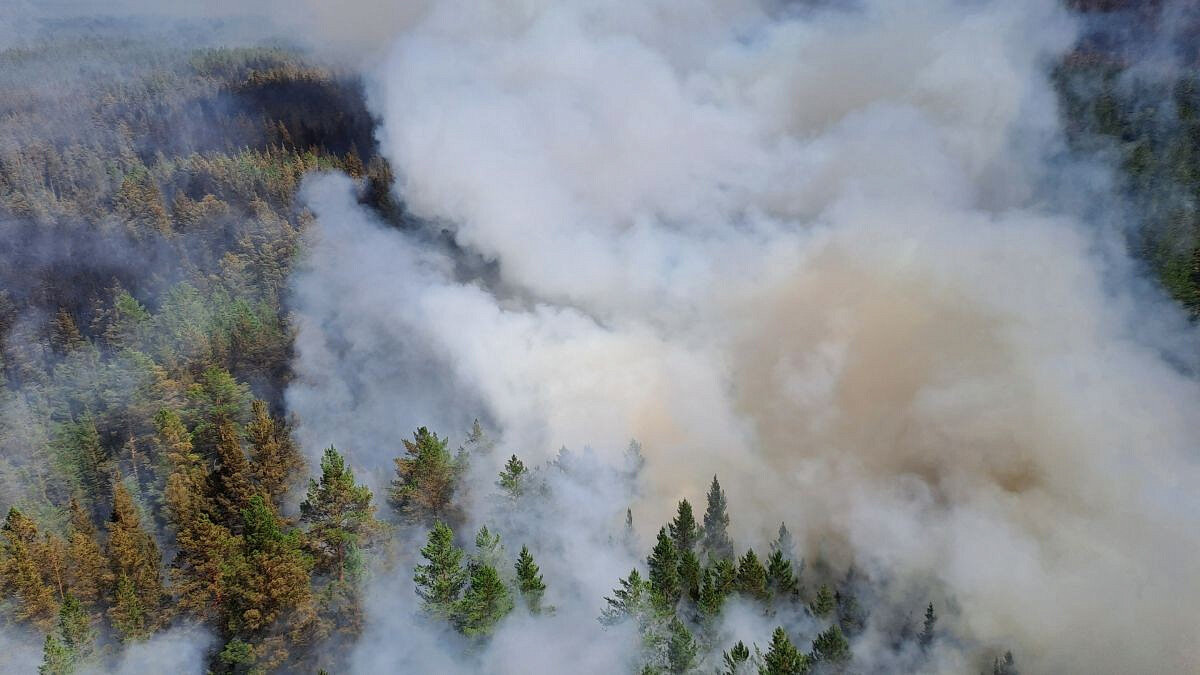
[1,2,1198,674]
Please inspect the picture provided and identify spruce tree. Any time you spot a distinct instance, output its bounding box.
[810,624,851,665]
[770,522,796,564]
[38,634,72,675]
[700,476,733,561]
[668,499,699,553]
[600,569,650,625]
[457,561,513,636]
[810,584,835,618]
[496,455,528,499]
[736,548,768,602]
[472,525,505,574]
[721,640,750,675]
[413,521,467,620]
[762,627,809,674]
[230,495,315,634]
[300,446,380,582]
[515,545,546,614]
[56,594,96,666]
[918,602,936,650]
[713,557,738,596]
[697,567,725,618]
[766,549,798,601]
[389,427,459,525]
[647,527,681,608]
[678,548,701,601]
[665,616,698,674]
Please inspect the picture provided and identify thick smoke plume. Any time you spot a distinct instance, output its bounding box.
[286,0,1200,672]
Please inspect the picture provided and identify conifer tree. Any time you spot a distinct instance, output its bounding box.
[413,521,467,620]
[496,455,528,500]
[700,476,733,561]
[50,308,85,355]
[390,427,459,525]
[678,548,701,602]
[64,498,106,609]
[246,400,304,506]
[810,584,835,618]
[38,634,72,675]
[300,446,379,582]
[668,499,699,553]
[762,627,810,675]
[456,561,513,636]
[600,569,650,625]
[56,594,96,666]
[472,525,505,574]
[713,557,738,597]
[647,527,681,608]
[60,417,109,523]
[515,545,546,614]
[721,640,751,675]
[736,548,768,602]
[665,616,698,674]
[697,567,725,618]
[811,624,851,665]
[766,549,798,601]
[992,650,1018,675]
[106,482,166,640]
[918,602,936,650]
[1,508,60,630]
[229,496,315,635]
[210,417,257,528]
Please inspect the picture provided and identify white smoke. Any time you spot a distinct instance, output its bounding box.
[283,0,1200,673]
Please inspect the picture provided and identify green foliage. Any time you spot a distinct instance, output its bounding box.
[668,499,699,554]
[497,454,528,499]
[300,447,378,582]
[600,568,650,626]
[810,584,835,619]
[919,602,936,649]
[389,427,459,525]
[665,616,698,674]
[456,561,514,637]
[647,527,681,609]
[515,545,546,614]
[721,640,751,675]
[38,633,73,675]
[762,627,809,675]
[765,549,798,601]
[413,521,467,620]
[736,549,768,602]
[811,624,851,665]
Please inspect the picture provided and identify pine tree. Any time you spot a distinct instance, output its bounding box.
[811,624,851,666]
[766,549,798,601]
[919,602,936,650]
[389,427,459,525]
[413,521,467,620]
[736,548,768,602]
[720,641,751,675]
[1,508,60,630]
[210,417,257,528]
[762,627,809,674]
[496,455,528,499]
[700,476,733,561]
[246,400,304,506]
[668,499,699,553]
[713,557,738,596]
[106,482,166,640]
[810,584,835,618]
[665,616,698,674]
[50,308,85,355]
[300,446,380,582]
[515,545,546,614]
[61,416,110,523]
[600,569,650,625]
[456,561,513,636]
[472,525,505,574]
[647,527,681,608]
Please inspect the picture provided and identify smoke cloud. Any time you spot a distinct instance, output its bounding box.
[286,0,1200,673]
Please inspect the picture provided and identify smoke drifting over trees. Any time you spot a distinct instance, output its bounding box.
[1,1,1199,673]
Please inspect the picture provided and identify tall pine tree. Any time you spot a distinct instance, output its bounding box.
[700,476,733,561]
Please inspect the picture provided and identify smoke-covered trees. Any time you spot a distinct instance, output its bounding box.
[389,427,462,525]
[414,521,467,620]
[300,446,379,583]
[701,476,734,561]
[106,482,167,640]
[762,627,809,675]
[515,545,546,614]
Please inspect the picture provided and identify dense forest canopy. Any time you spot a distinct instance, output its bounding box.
[0,1,1198,674]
